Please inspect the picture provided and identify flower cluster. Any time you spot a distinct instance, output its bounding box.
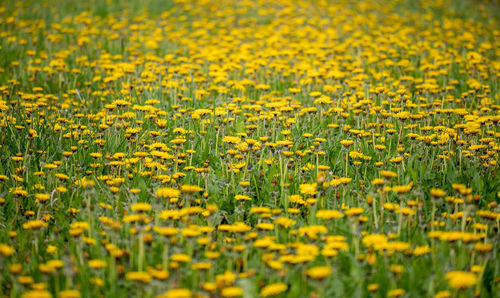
[0,0,499,297]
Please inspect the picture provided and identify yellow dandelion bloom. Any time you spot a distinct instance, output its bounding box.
[260,283,288,297]
[306,266,331,280]
[221,287,243,297]
[444,271,477,289]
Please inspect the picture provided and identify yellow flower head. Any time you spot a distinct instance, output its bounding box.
[306,266,331,280]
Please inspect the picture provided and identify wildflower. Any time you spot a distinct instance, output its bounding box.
[180,185,203,194]
[154,226,178,237]
[392,182,413,194]
[58,290,81,298]
[0,244,15,256]
[88,259,107,269]
[275,217,296,228]
[390,265,404,274]
[235,194,252,201]
[316,209,344,219]
[192,262,212,270]
[23,220,48,230]
[222,287,244,297]
[222,136,241,144]
[203,283,217,292]
[444,271,477,289]
[159,288,192,298]
[156,187,181,198]
[171,253,191,263]
[35,193,51,203]
[306,266,331,280]
[125,271,151,283]
[387,288,405,297]
[18,276,34,285]
[413,245,431,256]
[299,183,317,196]
[130,203,152,212]
[367,284,379,292]
[380,170,397,179]
[75,178,95,188]
[260,283,288,297]
[9,263,22,274]
[434,291,451,298]
[362,234,388,249]
[256,223,274,230]
[340,140,354,147]
[474,242,493,253]
[345,208,364,217]
[430,188,446,198]
[21,290,52,298]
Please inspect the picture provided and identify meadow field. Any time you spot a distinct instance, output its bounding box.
[0,0,499,297]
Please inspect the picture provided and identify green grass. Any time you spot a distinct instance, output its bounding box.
[0,0,499,297]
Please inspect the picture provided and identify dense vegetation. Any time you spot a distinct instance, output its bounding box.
[0,0,499,297]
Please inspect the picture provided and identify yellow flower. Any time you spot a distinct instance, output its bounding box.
[379,170,397,179]
[275,217,296,228]
[345,207,364,217]
[12,188,28,197]
[362,234,388,249]
[58,290,81,298]
[391,182,413,194]
[235,194,252,201]
[180,184,203,194]
[306,266,331,279]
[156,187,181,198]
[299,183,317,196]
[154,226,178,237]
[389,156,404,164]
[387,288,405,297]
[18,276,34,285]
[413,245,431,256]
[75,177,95,188]
[159,288,192,298]
[35,193,51,203]
[434,290,451,298]
[367,283,379,292]
[9,263,22,274]
[21,290,52,298]
[316,209,344,219]
[191,262,212,270]
[0,243,15,256]
[260,282,288,297]
[444,271,477,289]
[474,242,493,253]
[55,173,69,180]
[221,287,243,297]
[125,271,151,283]
[216,270,237,285]
[23,220,48,230]
[256,223,274,230]
[340,140,354,147]
[130,188,141,194]
[222,136,241,144]
[147,267,169,280]
[88,259,107,269]
[430,188,446,198]
[239,181,250,187]
[390,265,404,274]
[130,202,151,212]
[171,253,191,263]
